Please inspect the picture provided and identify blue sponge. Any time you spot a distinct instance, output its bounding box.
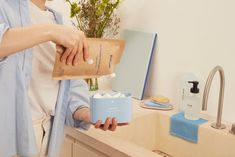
[170,112,207,143]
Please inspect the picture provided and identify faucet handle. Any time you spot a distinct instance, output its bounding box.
[230,124,235,135]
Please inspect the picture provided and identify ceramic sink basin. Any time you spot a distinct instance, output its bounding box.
[63,99,235,157]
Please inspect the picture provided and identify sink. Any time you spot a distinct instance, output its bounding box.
[62,99,235,157]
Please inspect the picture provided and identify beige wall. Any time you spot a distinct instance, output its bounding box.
[47,0,235,122]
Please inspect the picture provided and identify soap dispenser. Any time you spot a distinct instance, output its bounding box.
[184,81,201,120]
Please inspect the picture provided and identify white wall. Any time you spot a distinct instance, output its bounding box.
[48,0,235,122]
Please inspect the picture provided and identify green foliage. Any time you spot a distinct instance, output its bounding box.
[66,0,122,38]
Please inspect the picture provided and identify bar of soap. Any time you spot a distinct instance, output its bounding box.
[150,95,170,104]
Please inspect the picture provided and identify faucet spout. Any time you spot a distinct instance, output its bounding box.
[202,66,226,129]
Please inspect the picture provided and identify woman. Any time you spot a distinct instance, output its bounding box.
[0,0,119,157]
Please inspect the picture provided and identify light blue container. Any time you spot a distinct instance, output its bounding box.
[90,93,132,124]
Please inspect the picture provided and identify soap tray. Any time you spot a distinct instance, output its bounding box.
[90,93,132,124]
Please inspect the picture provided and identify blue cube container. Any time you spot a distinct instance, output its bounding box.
[90,93,132,124]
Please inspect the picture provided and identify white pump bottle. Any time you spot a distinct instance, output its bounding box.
[184,81,201,120]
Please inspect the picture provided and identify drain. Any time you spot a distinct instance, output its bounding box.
[152,150,173,157]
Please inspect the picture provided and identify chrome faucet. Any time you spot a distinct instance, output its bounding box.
[202,66,226,129]
[230,124,235,134]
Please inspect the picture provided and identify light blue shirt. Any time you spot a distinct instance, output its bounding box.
[0,0,90,156]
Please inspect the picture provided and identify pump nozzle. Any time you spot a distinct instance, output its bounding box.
[188,81,199,93]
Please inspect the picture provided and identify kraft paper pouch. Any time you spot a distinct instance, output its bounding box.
[52,38,125,80]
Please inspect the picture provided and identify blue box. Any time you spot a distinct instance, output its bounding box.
[90,93,132,124]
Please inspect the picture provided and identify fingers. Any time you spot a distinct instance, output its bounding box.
[102,117,111,131]
[72,40,83,66]
[67,43,78,66]
[60,47,72,63]
[72,44,80,66]
[56,45,65,54]
[94,118,119,131]
[83,38,89,61]
[95,120,102,129]
[110,118,118,131]
[58,31,89,66]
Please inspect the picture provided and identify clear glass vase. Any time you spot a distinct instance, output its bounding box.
[85,78,99,91]
[86,35,102,91]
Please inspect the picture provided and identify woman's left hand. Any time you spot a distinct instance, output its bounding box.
[94,117,118,131]
[73,107,127,132]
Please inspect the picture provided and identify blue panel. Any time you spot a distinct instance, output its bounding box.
[112,29,157,100]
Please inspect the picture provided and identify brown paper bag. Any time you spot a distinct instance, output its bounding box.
[52,38,125,80]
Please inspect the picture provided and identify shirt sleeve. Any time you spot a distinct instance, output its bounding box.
[65,79,91,130]
[0,4,10,63]
[0,1,10,43]
[0,23,9,63]
[0,23,9,43]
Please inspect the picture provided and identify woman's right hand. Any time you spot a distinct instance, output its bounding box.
[50,24,89,66]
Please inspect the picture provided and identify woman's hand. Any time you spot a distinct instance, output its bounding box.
[94,117,118,131]
[94,118,128,131]
[73,107,127,131]
[51,25,89,66]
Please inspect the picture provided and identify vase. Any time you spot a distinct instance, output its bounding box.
[86,78,99,91]
[85,35,102,91]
